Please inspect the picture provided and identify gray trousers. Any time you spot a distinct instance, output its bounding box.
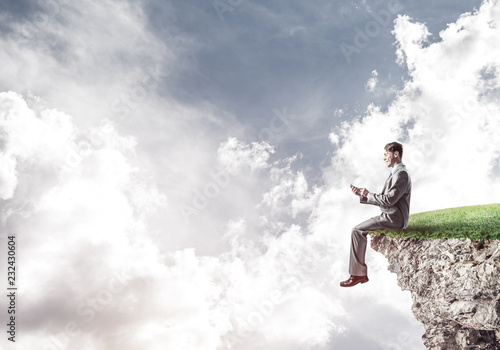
[349,214,403,276]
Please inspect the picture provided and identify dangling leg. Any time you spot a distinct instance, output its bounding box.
[341,216,394,287]
[349,227,369,276]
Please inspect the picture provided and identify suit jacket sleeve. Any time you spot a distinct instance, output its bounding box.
[360,171,409,207]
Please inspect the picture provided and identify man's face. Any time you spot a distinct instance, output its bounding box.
[383,150,398,167]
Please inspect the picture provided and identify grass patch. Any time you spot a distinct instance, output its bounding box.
[370,203,500,240]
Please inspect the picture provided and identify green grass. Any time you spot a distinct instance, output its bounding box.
[370,203,500,240]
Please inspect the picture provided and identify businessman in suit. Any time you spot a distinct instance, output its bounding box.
[340,142,412,287]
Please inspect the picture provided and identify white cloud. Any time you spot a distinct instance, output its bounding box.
[0,1,177,125]
[260,156,321,226]
[365,69,379,92]
[0,91,76,199]
[314,1,500,347]
[0,92,168,348]
[1,93,350,350]
[330,1,500,213]
[217,137,275,175]
[393,14,431,71]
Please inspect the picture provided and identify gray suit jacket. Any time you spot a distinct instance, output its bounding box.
[360,163,412,229]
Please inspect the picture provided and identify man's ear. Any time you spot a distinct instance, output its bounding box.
[394,151,399,158]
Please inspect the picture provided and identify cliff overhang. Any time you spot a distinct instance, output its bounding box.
[371,235,500,349]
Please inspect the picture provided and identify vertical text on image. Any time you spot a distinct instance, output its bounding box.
[6,235,17,343]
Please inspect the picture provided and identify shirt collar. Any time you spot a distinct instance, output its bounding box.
[391,162,403,173]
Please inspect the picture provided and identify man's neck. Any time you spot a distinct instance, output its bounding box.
[392,161,402,169]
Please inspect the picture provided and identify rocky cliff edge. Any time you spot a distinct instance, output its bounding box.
[371,235,500,350]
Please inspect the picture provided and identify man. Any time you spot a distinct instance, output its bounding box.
[340,142,412,287]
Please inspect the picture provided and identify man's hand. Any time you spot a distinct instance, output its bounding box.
[350,184,360,195]
[350,184,369,197]
[358,187,369,197]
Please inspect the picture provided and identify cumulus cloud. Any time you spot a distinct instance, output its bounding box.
[217,137,275,175]
[257,155,321,236]
[329,131,340,146]
[0,91,75,199]
[330,1,500,212]
[0,1,172,123]
[319,1,500,346]
[1,91,167,348]
[365,69,379,92]
[1,92,350,350]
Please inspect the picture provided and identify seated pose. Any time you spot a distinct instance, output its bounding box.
[340,142,412,287]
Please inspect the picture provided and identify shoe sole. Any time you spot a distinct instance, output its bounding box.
[339,278,369,287]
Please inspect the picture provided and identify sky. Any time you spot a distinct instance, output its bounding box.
[0,0,499,349]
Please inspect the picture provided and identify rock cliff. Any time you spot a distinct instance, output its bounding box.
[371,235,500,350]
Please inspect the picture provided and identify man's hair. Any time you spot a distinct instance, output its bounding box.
[385,142,403,159]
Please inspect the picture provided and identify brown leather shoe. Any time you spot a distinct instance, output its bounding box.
[340,275,369,287]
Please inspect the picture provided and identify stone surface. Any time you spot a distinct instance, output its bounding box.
[371,235,500,350]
